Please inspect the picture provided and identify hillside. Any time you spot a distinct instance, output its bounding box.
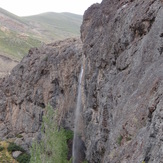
[23,12,82,42]
[0,8,82,61]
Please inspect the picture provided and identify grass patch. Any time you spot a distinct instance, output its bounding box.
[0,30,41,60]
[16,153,30,163]
[0,141,18,163]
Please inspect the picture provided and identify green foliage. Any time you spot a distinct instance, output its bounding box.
[0,30,41,60]
[0,145,4,151]
[65,130,73,140]
[7,142,30,163]
[67,157,73,163]
[16,153,30,163]
[117,135,123,145]
[30,104,72,163]
[0,8,82,61]
[16,134,23,138]
[7,142,25,153]
[82,161,88,163]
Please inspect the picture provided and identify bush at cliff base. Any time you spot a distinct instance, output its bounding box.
[30,105,72,163]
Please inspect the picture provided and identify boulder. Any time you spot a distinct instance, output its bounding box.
[12,151,22,159]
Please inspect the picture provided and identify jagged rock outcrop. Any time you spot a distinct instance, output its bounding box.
[0,0,163,162]
[81,0,163,162]
[0,38,82,150]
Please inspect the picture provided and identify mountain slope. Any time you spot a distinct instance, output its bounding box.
[24,12,82,42]
[0,8,82,61]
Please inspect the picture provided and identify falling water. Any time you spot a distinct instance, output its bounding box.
[72,66,83,163]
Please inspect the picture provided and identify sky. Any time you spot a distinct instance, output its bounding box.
[0,0,102,16]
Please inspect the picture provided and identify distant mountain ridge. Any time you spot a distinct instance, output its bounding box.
[0,7,82,61]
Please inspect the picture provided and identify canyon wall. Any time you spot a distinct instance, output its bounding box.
[0,0,163,163]
[81,0,163,162]
[0,38,82,150]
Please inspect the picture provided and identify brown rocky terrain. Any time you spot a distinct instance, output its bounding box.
[0,0,163,163]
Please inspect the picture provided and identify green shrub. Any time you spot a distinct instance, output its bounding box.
[16,153,30,163]
[30,104,72,163]
[16,134,23,138]
[117,135,123,145]
[65,130,73,140]
[0,145,4,151]
[7,142,25,153]
[82,161,88,163]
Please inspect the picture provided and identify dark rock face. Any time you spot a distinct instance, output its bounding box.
[0,38,82,150]
[81,0,163,162]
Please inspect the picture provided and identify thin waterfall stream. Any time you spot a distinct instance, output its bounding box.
[72,66,84,163]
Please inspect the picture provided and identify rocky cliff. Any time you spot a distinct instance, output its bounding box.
[0,0,163,163]
[81,0,163,162]
[0,38,82,150]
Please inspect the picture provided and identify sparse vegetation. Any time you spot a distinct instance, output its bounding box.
[0,141,18,162]
[0,30,41,60]
[117,135,123,145]
[0,8,82,61]
[0,145,4,151]
[30,104,73,163]
[7,142,30,163]
[16,153,30,163]
[7,142,25,153]
[16,134,23,138]
[82,161,88,163]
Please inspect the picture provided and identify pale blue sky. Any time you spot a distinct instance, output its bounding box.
[0,0,102,16]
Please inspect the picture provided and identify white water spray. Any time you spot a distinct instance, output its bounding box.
[72,67,83,163]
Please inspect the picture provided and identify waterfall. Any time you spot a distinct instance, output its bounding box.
[72,66,83,163]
